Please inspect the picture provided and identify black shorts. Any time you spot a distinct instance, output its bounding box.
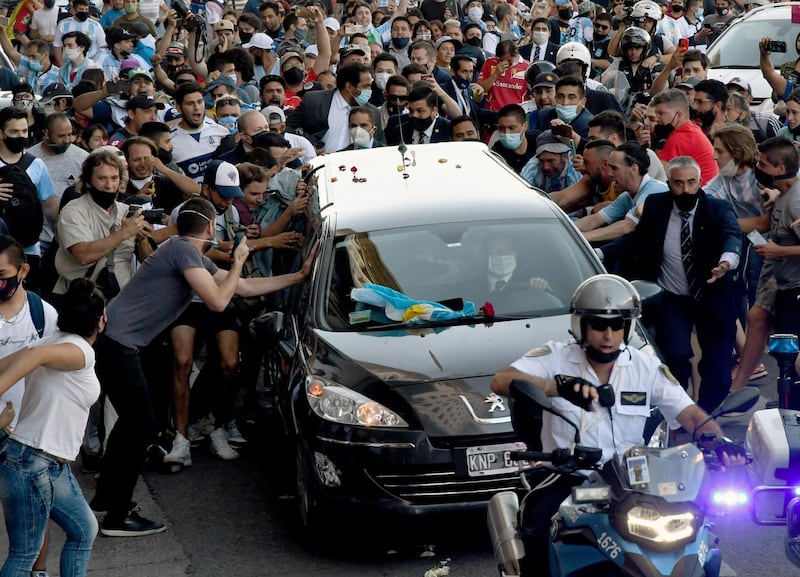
[171,302,240,335]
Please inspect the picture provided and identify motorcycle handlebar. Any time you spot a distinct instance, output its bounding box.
[510,450,553,462]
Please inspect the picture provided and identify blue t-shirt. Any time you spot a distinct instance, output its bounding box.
[599,175,669,225]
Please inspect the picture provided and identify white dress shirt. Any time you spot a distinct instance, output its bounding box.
[324,91,352,153]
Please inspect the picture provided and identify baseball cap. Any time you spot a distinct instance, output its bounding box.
[434,35,462,52]
[338,44,366,59]
[726,76,752,94]
[305,44,319,57]
[242,32,274,50]
[126,21,151,38]
[213,19,235,32]
[107,27,136,45]
[126,94,166,110]
[119,58,141,77]
[280,51,305,68]
[205,75,236,92]
[535,131,570,156]
[204,160,243,198]
[676,75,701,89]
[555,0,571,6]
[261,105,286,125]
[533,72,558,89]
[215,93,243,106]
[128,67,154,82]
[577,0,595,14]
[40,83,73,103]
[323,17,340,31]
[166,41,185,56]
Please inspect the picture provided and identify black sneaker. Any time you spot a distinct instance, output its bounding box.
[101,510,166,537]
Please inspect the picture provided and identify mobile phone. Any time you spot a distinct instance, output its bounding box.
[569,138,577,156]
[703,22,711,29]
[445,0,458,17]
[295,7,314,18]
[126,205,142,218]
[344,23,367,35]
[231,231,245,255]
[107,79,131,94]
[766,40,787,53]
[746,230,768,246]
[0,16,10,26]
[679,38,689,50]
[551,124,572,139]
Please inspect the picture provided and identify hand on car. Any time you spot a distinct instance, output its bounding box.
[301,240,320,277]
[268,231,303,249]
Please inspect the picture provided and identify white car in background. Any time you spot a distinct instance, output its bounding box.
[707,2,800,113]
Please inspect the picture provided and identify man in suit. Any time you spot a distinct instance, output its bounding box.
[600,156,743,413]
[285,63,384,153]
[519,18,558,64]
[385,85,451,145]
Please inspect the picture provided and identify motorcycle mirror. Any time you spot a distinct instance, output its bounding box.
[786,497,800,568]
[509,379,582,444]
[692,388,760,440]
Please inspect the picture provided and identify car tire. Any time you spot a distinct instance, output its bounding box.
[295,441,324,533]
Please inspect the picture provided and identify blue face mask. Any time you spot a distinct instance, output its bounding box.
[355,88,372,106]
[498,131,523,150]
[556,104,579,123]
[696,7,704,17]
[28,59,43,73]
[393,36,410,49]
[218,115,238,133]
[295,28,307,41]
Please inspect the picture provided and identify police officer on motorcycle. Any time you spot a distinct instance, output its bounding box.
[490,274,741,575]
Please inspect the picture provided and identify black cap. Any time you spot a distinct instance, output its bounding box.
[126,95,166,110]
[260,74,286,91]
[533,72,558,89]
[41,82,73,102]
[107,26,137,46]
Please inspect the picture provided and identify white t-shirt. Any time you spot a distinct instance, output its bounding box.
[29,6,59,38]
[12,331,100,461]
[0,295,58,429]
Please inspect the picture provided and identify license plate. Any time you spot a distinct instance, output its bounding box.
[465,442,527,477]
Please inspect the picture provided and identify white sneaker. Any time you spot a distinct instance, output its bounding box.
[187,424,205,447]
[163,433,192,471]
[210,427,239,461]
[225,420,247,447]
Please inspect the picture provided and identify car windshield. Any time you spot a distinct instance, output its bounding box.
[323,219,598,331]
[707,17,800,68]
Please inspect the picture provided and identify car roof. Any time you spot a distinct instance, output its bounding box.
[737,1,794,20]
[311,142,561,233]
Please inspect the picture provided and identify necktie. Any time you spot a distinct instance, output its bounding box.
[533,45,541,61]
[492,280,506,293]
[418,132,427,144]
[680,211,701,300]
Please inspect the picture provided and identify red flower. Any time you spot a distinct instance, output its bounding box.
[481,302,495,317]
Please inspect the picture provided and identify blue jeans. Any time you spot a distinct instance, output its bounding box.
[0,439,98,577]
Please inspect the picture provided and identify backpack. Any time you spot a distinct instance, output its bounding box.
[0,153,41,247]
[26,290,45,338]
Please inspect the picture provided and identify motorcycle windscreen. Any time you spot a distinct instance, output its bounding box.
[613,444,705,503]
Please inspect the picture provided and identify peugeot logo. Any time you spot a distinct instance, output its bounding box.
[484,393,505,413]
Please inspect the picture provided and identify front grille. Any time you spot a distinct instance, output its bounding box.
[428,432,520,450]
[369,466,525,505]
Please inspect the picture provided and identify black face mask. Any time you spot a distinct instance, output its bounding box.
[754,166,794,188]
[120,50,131,59]
[584,345,622,364]
[239,31,253,43]
[671,192,699,212]
[158,148,173,164]
[251,132,273,149]
[453,76,471,90]
[89,186,117,209]
[283,67,304,85]
[387,103,404,116]
[412,116,434,133]
[691,107,716,128]
[75,11,89,21]
[559,8,572,20]
[0,273,20,302]
[3,136,26,154]
[465,37,482,47]
[652,122,675,145]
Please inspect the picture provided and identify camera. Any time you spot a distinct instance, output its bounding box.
[173,0,204,32]
[634,91,652,106]
[142,209,165,225]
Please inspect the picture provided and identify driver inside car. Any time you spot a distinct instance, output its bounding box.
[490,274,745,574]
[483,235,550,295]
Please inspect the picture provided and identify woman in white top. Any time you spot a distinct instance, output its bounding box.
[0,278,106,577]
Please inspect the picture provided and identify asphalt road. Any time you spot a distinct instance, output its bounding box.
[2,356,797,577]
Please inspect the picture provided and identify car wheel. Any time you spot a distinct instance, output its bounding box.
[295,441,323,532]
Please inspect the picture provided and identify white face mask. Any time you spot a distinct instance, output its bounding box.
[64,47,82,62]
[718,158,738,177]
[532,31,549,45]
[375,71,391,92]
[467,6,483,21]
[488,254,516,277]
[349,126,372,148]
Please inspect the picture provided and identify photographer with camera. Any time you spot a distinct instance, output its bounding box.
[608,0,675,65]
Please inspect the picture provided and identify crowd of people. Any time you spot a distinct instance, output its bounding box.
[0,0,797,572]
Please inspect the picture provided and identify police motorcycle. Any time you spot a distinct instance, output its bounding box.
[487,380,759,577]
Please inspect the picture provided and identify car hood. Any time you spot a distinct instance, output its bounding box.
[313,316,572,385]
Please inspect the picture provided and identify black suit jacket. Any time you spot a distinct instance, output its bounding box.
[518,42,558,65]
[602,191,743,321]
[384,115,451,146]
[285,89,385,149]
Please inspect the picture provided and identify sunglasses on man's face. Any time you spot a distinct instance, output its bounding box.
[586,316,626,332]
[387,94,408,102]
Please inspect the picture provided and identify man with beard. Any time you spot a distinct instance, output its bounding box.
[551,138,617,215]
[690,79,728,138]
[651,88,718,184]
[599,156,742,413]
[170,83,230,184]
[259,74,287,110]
[521,130,581,193]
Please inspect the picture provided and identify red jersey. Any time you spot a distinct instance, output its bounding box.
[657,122,719,185]
[479,56,529,112]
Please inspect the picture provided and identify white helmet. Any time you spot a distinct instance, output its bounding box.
[631,0,662,21]
[556,42,591,67]
[570,274,641,344]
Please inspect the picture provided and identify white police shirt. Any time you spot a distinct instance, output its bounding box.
[511,339,693,464]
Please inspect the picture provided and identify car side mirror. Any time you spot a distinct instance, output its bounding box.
[631,280,662,328]
[249,310,285,342]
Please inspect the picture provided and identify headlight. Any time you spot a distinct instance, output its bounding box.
[306,376,409,427]
[626,504,696,544]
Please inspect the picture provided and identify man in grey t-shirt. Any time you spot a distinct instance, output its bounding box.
[91,196,317,538]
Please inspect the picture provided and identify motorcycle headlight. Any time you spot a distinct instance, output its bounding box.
[306,376,409,428]
[626,504,696,544]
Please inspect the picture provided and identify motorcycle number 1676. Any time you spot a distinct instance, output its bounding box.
[598,532,622,559]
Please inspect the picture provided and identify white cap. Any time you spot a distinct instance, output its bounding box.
[304,44,319,57]
[323,17,340,31]
[262,105,286,124]
[242,32,274,50]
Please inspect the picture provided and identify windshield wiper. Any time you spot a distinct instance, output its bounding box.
[362,313,541,331]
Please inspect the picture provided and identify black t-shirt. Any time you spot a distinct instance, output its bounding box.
[491,130,540,175]
[420,0,447,23]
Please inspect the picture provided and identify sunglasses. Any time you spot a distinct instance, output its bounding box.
[594,24,610,30]
[387,94,408,102]
[586,316,626,332]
